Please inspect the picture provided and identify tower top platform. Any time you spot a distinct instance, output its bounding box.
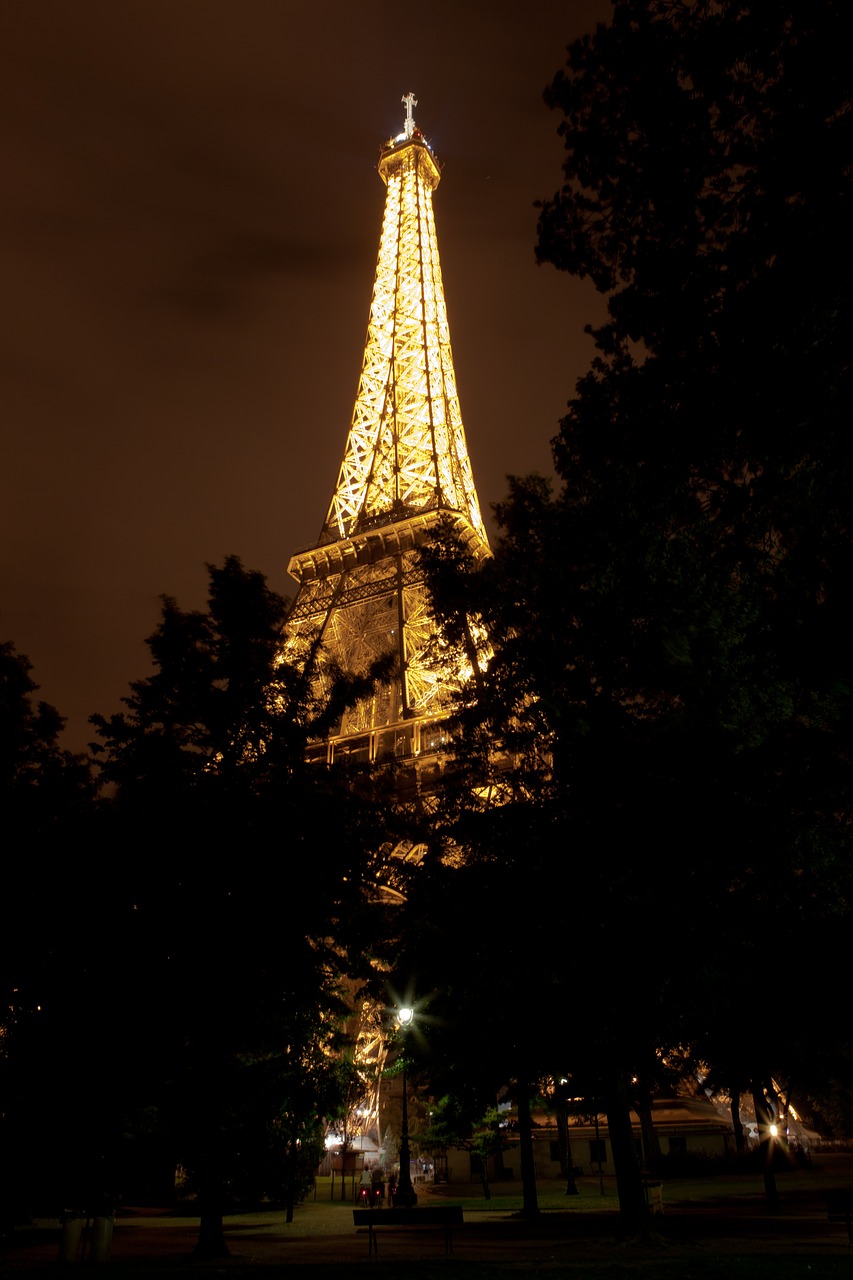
[378,92,441,188]
[378,131,441,190]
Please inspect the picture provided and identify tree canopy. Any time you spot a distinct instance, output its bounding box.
[404,0,853,1227]
[2,560,397,1252]
[89,557,399,1251]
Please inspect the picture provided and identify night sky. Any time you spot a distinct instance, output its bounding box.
[2,1,610,752]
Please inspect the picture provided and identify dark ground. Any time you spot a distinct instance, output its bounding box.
[3,1156,852,1278]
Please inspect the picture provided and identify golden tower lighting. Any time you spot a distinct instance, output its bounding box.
[286,95,490,765]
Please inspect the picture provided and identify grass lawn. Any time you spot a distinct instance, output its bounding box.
[6,1158,851,1278]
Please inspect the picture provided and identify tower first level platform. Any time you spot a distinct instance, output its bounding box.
[285,96,490,753]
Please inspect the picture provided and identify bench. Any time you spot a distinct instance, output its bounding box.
[352,1205,464,1256]
[826,1190,853,1243]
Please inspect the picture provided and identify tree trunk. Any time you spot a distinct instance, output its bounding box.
[634,1083,661,1172]
[731,1090,745,1156]
[477,1157,491,1201]
[605,1069,649,1240]
[285,1135,297,1221]
[555,1098,578,1194]
[515,1083,539,1218]
[193,1167,229,1259]
[751,1083,779,1211]
[339,1141,350,1201]
[564,1127,579,1195]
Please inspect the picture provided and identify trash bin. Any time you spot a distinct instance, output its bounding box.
[58,1211,85,1263]
[90,1213,114,1262]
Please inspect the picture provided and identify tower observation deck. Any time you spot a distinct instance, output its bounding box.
[286,95,490,765]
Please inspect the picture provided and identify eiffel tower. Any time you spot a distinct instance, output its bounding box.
[286,94,490,769]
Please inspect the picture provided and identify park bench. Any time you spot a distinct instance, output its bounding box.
[826,1190,853,1243]
[352,1205,464,1256]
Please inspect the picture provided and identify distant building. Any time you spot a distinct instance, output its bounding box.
[442,1095,738,1185]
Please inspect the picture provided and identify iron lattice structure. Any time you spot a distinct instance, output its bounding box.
[286,97,490,764]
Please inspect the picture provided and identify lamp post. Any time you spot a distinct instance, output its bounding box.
[395,1006,418,1207]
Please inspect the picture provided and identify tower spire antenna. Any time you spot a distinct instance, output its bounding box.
[402,91,418,139]
[286,105,489,762]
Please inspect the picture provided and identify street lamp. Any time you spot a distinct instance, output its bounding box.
[395,1006,418,1207]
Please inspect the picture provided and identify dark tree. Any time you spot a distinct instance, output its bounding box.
[0,638,92,837]
[535,0,853,1146]
[417,1095,508,1202]
[0,642,95,1226]
[84,558,394,1254]
[409,0,853,1229]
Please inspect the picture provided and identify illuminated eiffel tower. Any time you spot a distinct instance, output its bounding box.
[286,94,490,768]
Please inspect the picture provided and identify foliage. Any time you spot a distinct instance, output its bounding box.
[0,638,92,836]
[92,556,312,806]
[0,642,96,1220]
[418,1095,509,1200]
[87,559,399,1251]
[1,559,400,1249]
[407,0,853,1228]
[90,555,395,958]
[535,0,853,1111]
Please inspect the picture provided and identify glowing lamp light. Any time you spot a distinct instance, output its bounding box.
[769,1124,778,1138]
[398,1006,414,1028]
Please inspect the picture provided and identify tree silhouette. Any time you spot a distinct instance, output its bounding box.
[409,0,853,1229]
[85,557,395,1255]
[1,641,94,1226]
